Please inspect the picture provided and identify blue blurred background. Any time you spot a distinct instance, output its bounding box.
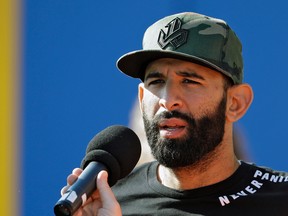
[22,1,288,215]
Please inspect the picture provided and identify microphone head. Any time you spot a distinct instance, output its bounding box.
[81,125,141,186]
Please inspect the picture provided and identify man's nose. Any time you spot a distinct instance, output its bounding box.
[158,83,183,111]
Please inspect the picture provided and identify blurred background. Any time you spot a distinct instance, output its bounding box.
[1,0,288,215]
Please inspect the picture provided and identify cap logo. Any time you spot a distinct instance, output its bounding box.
[158,17,188,49]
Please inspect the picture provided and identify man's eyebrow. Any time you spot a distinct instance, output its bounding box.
[176,71,205,80]
[144,70,205,81]
[144,71,164,81]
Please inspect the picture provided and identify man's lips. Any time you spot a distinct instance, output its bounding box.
[158,118,188,138]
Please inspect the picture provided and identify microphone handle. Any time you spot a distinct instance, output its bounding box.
[54,161,107,216]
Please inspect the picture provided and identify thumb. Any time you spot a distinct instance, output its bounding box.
[97,171,121,215]
[97,171,115,203]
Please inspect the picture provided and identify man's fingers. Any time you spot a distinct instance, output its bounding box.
[61,168,84,195]
[72,168,83,176]
[60,185,70,195]
[67,168,83,185]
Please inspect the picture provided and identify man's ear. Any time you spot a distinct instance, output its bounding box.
[138,83,144,114]
[226,84,254,122]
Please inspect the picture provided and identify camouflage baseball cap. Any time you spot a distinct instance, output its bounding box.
[117,12,243,84]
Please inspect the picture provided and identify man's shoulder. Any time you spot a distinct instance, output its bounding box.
[240,161,288,190]
[242,161,288,176]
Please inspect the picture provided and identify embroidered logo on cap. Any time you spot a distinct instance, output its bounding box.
[158,17,188,49]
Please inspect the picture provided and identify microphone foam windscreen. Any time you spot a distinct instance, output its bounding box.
[81,125,141,186]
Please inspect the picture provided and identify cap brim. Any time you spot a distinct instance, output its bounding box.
[116,49,232,81]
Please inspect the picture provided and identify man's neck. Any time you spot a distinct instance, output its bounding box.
[157,146,240,190]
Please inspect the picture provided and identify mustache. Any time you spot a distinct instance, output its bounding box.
[153,110,195,125]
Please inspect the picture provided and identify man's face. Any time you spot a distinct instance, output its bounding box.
[139,58,228,168]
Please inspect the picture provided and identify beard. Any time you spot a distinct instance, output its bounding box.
[142,95,227,169]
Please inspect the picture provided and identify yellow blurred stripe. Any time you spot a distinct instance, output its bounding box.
[0,0,21,215]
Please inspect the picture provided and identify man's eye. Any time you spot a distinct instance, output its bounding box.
[148,79,164,86]
[183,79,200,84]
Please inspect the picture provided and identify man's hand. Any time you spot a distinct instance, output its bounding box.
[61,169,121,216]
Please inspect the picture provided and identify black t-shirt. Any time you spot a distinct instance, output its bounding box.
[112,161,288,216]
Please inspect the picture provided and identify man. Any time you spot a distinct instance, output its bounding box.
[63,12,288,215]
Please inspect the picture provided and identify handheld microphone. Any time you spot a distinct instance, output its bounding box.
[54,125,141,216]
